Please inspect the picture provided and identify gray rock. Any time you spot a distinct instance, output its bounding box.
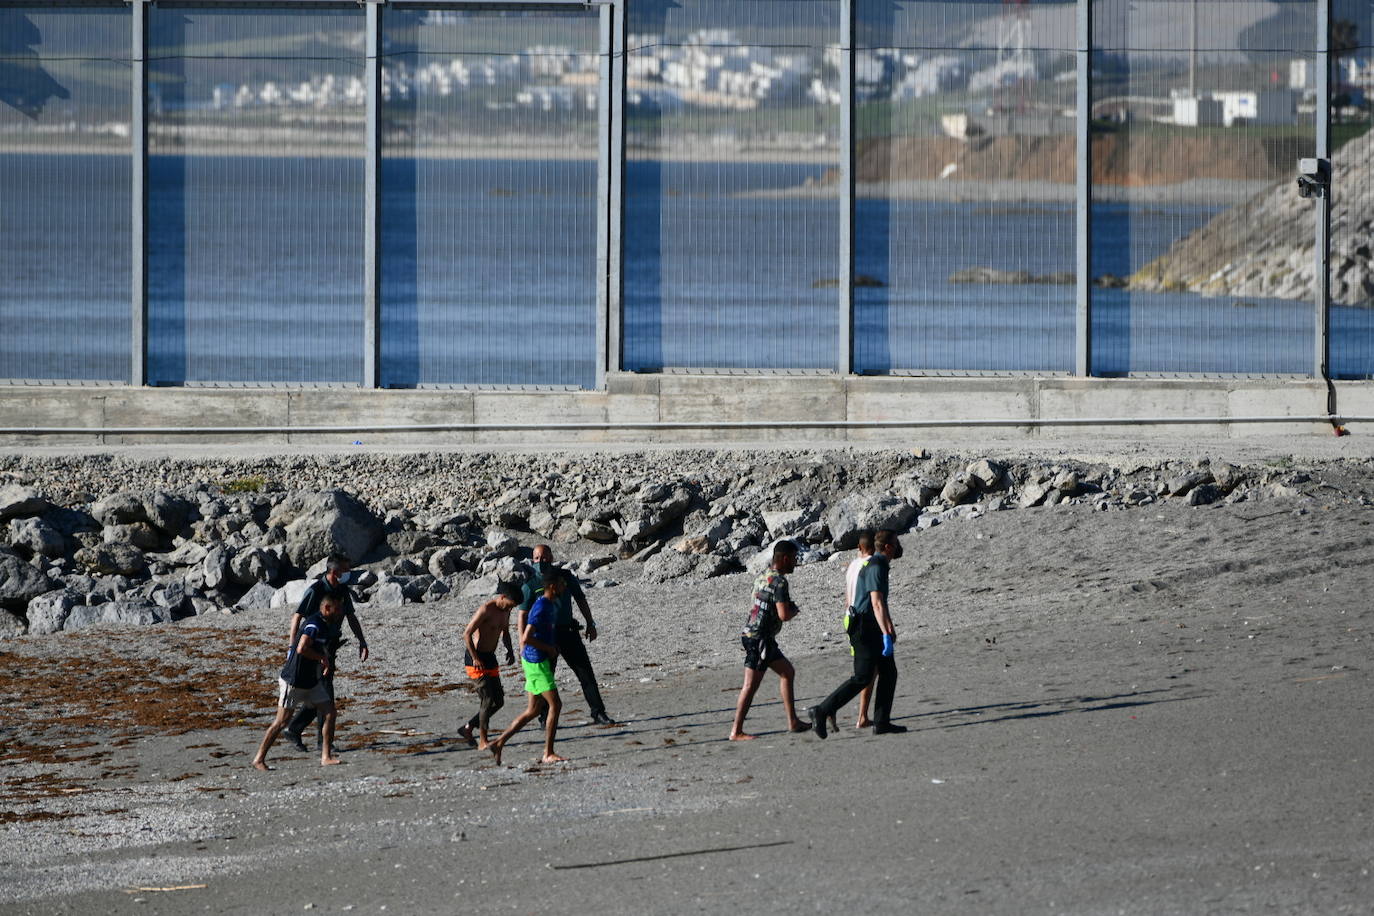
[1211,462,1246,492]
[1186,484,1222,507]
[91,492,148,527]
[941,473,981,506]
[642,549,733,584]
[483,531,520,559]
[0,484,52,520]
[199,546,232,591]
[1165,471,1212,497]
[142,492,195,536]
[421,577,451,602]
[26,590,79,635]
[628,540,665,563]
[66,600,167,631]
[387,529,437,557]
[460,573,499,599]
[428,546,473,578]
[151,580,196,619]
[0,607,25,637]
[8,517,65,558]
[577,519,618,544]
[825,495,920,550]
[162,539,209,568]
[528,506,558,538]
[270,579,312,611]
[372,580,407,606]
[967,459,1006,490]
[269,490,383,567]
[1017,482,1052,508]
[41,507,100,538]
[1052,470,1081,495]
[673,535,713,555]
[229,546,282,586]
[102,522,162,551]
[72,543,148,578]
[761,508,812,538]
[235,581,278,612]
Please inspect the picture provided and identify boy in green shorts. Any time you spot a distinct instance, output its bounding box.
[490,576,567,765]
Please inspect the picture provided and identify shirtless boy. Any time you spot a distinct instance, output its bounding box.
[489,576,567,765]
[457,582,521,749]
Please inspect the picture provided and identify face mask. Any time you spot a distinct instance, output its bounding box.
[334,570,353,585]
[535,561,552,576]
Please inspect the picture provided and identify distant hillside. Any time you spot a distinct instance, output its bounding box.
[1131,130,1374,307]
[826,132,1297,186]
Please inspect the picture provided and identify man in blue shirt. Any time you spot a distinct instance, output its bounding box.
[519,544,615,726]
[490,575,568,765]
[808,530,907,737]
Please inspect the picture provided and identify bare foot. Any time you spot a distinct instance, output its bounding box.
[252,760,271,771]
[856,718,873,729]
[321,756,342,766]
[728,732,757,741]
[540,753,569,763]
[789,721,813,734]
[489,743,504,765]
[477,740,492,752]
[457,724,476,747]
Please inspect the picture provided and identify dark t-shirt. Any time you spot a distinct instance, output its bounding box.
[851,555,889,618]
[281,614,329,689]
[519,566,585,628]
[523,596,558,664]
[295,577,357,652]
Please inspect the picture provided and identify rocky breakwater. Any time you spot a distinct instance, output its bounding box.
[1129,130,1374,306]
[0,450,1353,640]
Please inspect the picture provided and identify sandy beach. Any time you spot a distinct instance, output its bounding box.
[1,436,1371,914]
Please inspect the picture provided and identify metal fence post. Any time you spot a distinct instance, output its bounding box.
[607,0,625,380]
[1075,0,1092,377]
[131,0,148,387]
[364,0,382,389]
[1315,0,1331,381]
[838,0,855,376]
[596,2,613,389]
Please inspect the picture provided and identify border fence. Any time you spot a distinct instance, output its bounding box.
[2,0,1370,391]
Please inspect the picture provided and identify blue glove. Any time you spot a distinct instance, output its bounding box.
[882,633,895,658]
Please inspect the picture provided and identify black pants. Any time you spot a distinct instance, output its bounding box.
[551,626,607,718]
[466,676,505,731]
[288,669,334,736]
[816,629,897,728]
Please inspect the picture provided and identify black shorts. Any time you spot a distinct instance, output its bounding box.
[741,635,786,672]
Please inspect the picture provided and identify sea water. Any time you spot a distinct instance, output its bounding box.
[2,153,1368,385]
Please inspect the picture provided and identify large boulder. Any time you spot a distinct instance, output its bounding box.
[0,549,56,609]
[90,492,149,527]
[270,579,313,612]
[142,491,196,536]
[234,581,278,612]
[0,484,51,520]
[65,600,167,632]
[428,546,473,578]
[8,517,66,558]
[73,543,148,578]
[641,549,733,584]
[229,546,282,587]
[825,495,920,550]
[270,490,383,567]
[102,522,162,551]
[26,590,79,635]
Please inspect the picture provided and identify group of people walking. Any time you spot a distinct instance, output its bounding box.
[251,529,906,770]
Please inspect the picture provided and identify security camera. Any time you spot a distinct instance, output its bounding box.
[1297,157,1330,199]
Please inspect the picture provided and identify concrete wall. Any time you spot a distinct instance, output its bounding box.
[0,375,1354,446]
